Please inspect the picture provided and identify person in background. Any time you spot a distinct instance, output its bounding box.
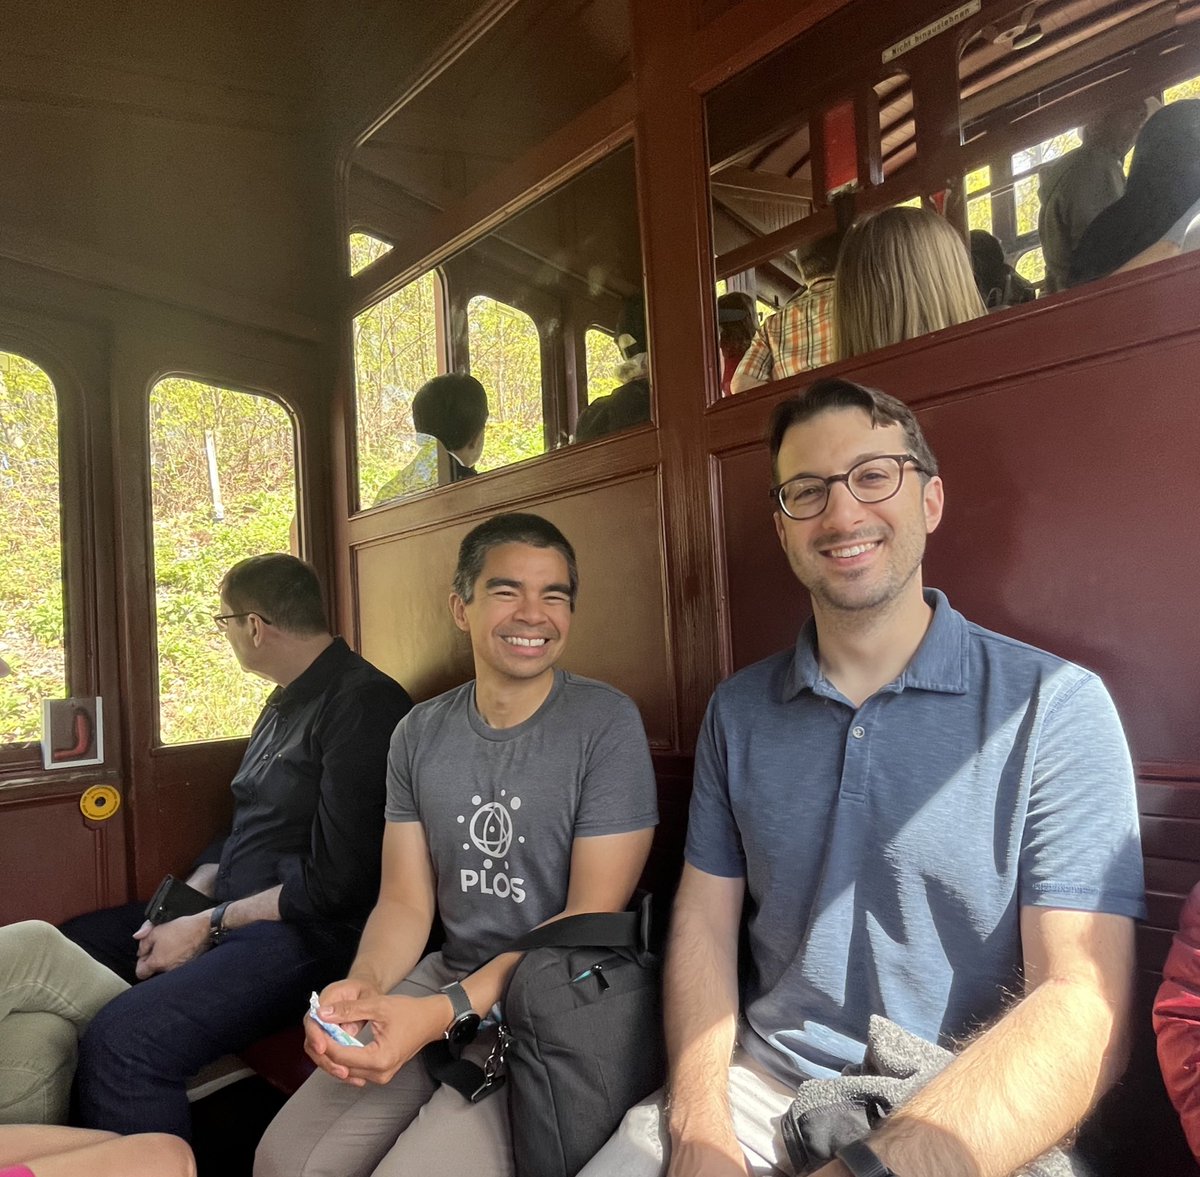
[1069,99,1200,287]
[1154,880,1200,1162]
[834,206,986,360]
[0,1123,194,1177]
[716,292,757,397]
[373,374,490,506]
[575,294,651,442]
[731,232,840,393]
[969,229,1037,309]
[0,923,127,1124]
[1039,98,1157,292]
[59,554,413,1141]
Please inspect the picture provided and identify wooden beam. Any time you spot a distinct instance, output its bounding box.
[711,165,814,202]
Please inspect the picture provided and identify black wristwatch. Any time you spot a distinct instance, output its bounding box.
[837,1140,896,1177]
[208,902,231,947]
[439,981,481,1045]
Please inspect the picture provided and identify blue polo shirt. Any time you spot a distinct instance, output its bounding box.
[685,589,1145,1086]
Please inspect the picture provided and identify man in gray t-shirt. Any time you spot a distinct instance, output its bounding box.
[256,513,658,1177]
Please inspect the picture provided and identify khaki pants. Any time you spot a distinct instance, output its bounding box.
[255,953,512,1177]
[577,1044,800,1177]
[0,921,128,1123]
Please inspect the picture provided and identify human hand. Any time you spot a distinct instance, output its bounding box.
[666,1137,753,1177]
[308,990,449,1087]
[133,912,209,979]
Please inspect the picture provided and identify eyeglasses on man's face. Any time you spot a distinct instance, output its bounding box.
[212,611,273,631]
[771,454,928,521]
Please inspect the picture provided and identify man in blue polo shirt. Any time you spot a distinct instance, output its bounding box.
[583,377,1144,1177]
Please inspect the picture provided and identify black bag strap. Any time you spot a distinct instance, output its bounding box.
[509,909,640,952]
[422,895,654,1103]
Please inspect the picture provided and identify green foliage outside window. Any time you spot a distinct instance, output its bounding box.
[585,328,623,404]
[354,270,441,506]
[0,352,65,743]
[468,296,545,471]
[349,231,393,276]
[967,195,994,236]
[150,378,296,745]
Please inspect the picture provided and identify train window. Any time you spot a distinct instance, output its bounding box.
[0,351,65,746]
[149,377,297,745]
[584,327,623,404]
[466,295,545,471]
[350,141,645,479]
[960,3,1200,298]
[349,231,393,277]
[355,269,444,509]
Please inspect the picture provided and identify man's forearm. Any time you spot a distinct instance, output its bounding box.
[664,896,741,1142]
[222,885,282,929]
[186,863,219,898]
[346,897,433,995]
[868,976,1128,1177]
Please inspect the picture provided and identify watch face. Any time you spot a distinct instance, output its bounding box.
[446,1012,481,1045]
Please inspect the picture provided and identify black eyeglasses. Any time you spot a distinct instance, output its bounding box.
[212,611,273,631]
[771,455,927,520]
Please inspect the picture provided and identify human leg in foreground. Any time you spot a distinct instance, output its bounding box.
[0,1123,194,1177]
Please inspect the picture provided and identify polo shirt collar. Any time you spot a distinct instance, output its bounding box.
[267,636,350,711]
[783,588,970,701]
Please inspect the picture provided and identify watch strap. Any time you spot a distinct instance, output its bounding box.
[208,901,230,945]
[439,980,473,1023]
[837,1140,894,1177]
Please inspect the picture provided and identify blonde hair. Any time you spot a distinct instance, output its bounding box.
[834,207,986,360]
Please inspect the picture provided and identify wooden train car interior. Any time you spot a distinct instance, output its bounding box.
[2,0,1199,1172]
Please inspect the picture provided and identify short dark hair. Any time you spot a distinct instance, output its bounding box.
[412,374,489,452]
[797,231,842,281]
[766,377,938,480]
[220,554,328,635]
[453,513,579,610]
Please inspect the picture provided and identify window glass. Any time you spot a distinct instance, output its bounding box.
[0,351,65,744]
[1165,75,1200,104]
[1014,247,1046,286]
[349,231,394,276]
[355,270,442,508]
[467,296,544,472]
[149,378,297,745]
[1011,129,1081,178]
[967,194,994,235]
[1013,175,1040,237]
[585,328,624,404]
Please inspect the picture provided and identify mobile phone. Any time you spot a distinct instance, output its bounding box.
[307,992,365,1048]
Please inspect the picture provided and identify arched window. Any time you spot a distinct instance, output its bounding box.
[149,377,298,745]
[349,231,394,276]
[466,296,545,471]
[0,351,65,745]
[585,327,624,404]
[354,269,443,508]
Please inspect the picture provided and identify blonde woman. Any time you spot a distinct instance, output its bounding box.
[834,206,986,361]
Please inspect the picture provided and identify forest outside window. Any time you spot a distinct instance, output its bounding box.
[0,350,66,747]
[149,377,298,745]
[355,269,444,509]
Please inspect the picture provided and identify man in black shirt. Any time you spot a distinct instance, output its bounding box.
[60,554,412,1139]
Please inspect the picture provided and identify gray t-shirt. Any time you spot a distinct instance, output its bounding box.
[386,669,659,971]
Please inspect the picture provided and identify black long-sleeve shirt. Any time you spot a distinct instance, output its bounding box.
[199,638,412,928]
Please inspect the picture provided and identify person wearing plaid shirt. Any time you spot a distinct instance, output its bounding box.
[730,232,840,394]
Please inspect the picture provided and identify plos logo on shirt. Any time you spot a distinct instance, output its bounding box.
[457,791,526,903]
